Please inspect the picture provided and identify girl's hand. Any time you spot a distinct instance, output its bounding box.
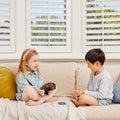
[37,89,45,97]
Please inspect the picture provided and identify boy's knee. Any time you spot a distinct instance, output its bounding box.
[79,94,87,100]
[79,94,98,106]
[79,94,88,103]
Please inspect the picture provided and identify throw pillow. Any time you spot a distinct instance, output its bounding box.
[0,66,17,100]
[112,77,120,103]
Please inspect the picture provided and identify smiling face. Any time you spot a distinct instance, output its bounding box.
[86,60,97,73]
[86,60,103,76]
[26,54,39,72]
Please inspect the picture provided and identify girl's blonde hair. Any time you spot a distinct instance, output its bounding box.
[17,48,40,79]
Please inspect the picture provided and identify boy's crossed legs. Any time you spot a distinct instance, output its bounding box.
[71,94,98,107]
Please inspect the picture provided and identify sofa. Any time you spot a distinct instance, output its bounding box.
[0,62,120,120]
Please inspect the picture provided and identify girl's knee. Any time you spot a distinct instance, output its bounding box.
[23,86,34,94]
[22,86,37,101]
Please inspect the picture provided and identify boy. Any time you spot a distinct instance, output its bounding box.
[71,48,113,106]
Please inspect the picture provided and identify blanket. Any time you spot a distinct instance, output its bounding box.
[68,102,86,120]
[0,97,85,120]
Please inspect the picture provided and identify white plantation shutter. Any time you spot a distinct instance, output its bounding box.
[82,0,120,52]
[26,0,71,52]
[0,0,15,53]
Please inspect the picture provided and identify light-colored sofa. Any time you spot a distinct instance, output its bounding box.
[0,62,120,120]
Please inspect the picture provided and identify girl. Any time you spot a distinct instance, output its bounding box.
[16,48,58,106]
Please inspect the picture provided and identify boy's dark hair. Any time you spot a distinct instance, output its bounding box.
[85,48,105,65]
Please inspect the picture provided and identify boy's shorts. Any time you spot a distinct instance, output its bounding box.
[98,99,112,106]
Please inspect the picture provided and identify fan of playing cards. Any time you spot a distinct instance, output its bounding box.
[40,82,56,95]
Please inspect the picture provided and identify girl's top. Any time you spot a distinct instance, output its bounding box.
[16,71,43,100]
[85,68,113,100]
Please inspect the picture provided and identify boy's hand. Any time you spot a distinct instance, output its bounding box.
[73,89,84,100]
[37,89,45,96]
[79,89,84,95]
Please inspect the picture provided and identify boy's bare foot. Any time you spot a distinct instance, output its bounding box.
[71,99,88,107]
[71,98,80,107]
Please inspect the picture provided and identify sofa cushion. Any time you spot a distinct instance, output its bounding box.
[76,66,90,89]
[3,63,18,74]
[76,65,120,90]
[112,77,120,103]
[83,104,120,120]
[3,63,77,97]
[105,66,120,87]
[0,66,17,100]
[39,63,77,96]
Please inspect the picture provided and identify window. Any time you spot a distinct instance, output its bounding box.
[1,0,120,60]
[26,0,71,53]
[0,0,15,53]
[82,0,120,53]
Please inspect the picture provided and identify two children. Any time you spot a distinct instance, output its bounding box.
[16,48,113,107]
[71,48,113,106]
[16,48,58,106]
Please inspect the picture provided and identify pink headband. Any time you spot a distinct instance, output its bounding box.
[23,48,36,61]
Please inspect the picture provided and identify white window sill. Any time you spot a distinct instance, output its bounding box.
[0,53,120,62]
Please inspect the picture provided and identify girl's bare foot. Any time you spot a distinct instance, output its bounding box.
[27,99,44,106]
[47,97,58,102]
[27,97,58,106]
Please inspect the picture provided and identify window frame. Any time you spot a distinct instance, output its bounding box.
[81,0,120,53]
[26,0,72,53]
[0,0,120,61]
[0,0,15,53]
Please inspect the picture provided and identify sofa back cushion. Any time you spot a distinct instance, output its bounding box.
[4,63,77,97]
[3,63,18,74]
[76,66,90,90]
[105,66,120,87]
[76,65,120,90]
[39,63,77,96]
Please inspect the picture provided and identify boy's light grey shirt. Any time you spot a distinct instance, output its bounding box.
[85,68,113,100]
